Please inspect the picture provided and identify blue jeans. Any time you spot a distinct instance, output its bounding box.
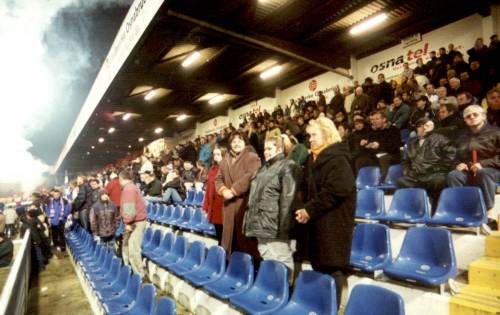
[448,167,500,210]
[144,188,183,204]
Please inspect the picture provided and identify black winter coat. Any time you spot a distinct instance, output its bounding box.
[297,141,356,268]
[403,132,456,178]
[455,124,500,169]
[74,183,90,211]
[243,154,300,240]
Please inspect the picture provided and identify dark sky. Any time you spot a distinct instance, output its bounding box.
[28,2,131,165]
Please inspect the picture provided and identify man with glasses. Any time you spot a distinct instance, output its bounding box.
[448,105,500,231]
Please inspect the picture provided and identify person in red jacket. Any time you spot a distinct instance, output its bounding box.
[105,173,122,209]
[202,145,226,243]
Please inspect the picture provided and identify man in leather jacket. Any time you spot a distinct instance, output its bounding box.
[448,105,500,231]
[243,136,300,281]
[397,117,456,206]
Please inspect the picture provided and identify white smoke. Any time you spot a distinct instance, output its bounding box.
[0,0,132,193]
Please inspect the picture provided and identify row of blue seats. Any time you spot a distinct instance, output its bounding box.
[357,187,487,227]
[146,204,216,236]
[66,225,176,315]
[351,224,457,286]
[357,165,403,190]
[141,228,405,315]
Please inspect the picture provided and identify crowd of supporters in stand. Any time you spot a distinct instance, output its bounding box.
[2,36,499,302]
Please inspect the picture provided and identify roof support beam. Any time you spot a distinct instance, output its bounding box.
[166,10,352,79]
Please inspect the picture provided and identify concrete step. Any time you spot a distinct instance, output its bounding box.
[468,257,500,290]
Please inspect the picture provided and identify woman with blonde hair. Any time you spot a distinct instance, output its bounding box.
[295,115,356,307]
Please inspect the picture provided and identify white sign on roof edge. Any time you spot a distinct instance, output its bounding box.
[53,0,165,173]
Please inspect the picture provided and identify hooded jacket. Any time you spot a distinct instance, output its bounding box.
[243,153,300,240]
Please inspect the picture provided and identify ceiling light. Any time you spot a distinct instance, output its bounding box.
[128,145,132,148]
[122,113,131,121]
[260,65,282,79]
[91,146,95,149]
[144,89,156,101]
[86,152,90,155]
[182,51,201,67]
[176,114,188,121]
[108,127,115,134]
[154,127,163,134]
[209,94,225,105]
[138,137,144,142]
[349,13,388,35]
[98,137,104,143]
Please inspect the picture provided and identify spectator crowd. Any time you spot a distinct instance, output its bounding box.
[1,36,499,302]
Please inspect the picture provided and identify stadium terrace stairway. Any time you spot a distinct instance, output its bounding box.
[450,231,500,315]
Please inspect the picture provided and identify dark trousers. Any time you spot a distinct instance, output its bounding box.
[355,153,401,178]
[448,167,500,210]
[51,224,66,251]
[397,172,448,211]
[311,264,350,309]
[5,224,15,239]
[214,224,223,245]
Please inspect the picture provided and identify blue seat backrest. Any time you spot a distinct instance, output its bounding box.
[356,189,385,216]
[398,227,455,267]
[155,297,176,315]
[205,245,226,273]
[384,164,403,185]
[345,284,405,315]
[172,236,188,257]
[389,188,429,217]
[352,223,391,258]
[436,187,486,218]
[228,252,254,284]
[293,271,337,314]
[254,260,288,295]
[356,167,381,189]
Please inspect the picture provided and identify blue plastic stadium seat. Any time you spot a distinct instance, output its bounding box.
[148,233,175,263]
[203,251,254,299]
[400,129,410,144]
[158,205,173,224]
[166,206,184,225]
[169,241,206,276]
[183,189,196,206]
[142,229,163,257]
[141,228,153,250]
[383,227,457,286]
[355,189,385,219]
[95,265,131,302]
[153,297,177,315]
[153,206,165,223]
[183,245,226,286]
[174,207,194,228]
[156,235,188,268]
[88,258,122,288]
[356,166,382,190]
[379,164,403,190]
[230,260,289,315]
[194,212,217,236]
[350,223,392,272]
[344,284,405,315]
[428,187,487,227]
[381,188,430,223]
[118,283,157,315]
[274,270,337,315]
[182,207,204,231]
[102,273,141,313]
[194,190,205,206]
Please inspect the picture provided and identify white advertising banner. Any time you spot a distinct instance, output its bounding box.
[276,71,352,106]
[54,0,165,172]
[196,116,230,137]
[229,97,277,126]
[356,14,489,80]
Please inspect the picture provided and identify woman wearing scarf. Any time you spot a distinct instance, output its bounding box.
[295,115,356,307]
[216,131,261,256]
[46,189,71,257]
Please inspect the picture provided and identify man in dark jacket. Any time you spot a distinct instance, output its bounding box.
[377,73,394,104]
[74,175,90,228]
[81,179,102,230]
[389,95,411,129]
[448,105,500,231]
[355,110,402,178]
[328,86,345,115]
[350,87,372,117]
[244,136,300,281]
[45,189,71,256]
[434,102,465,139]
[397,118,456,205]
[142,171,162,197]
[90,191,120,249]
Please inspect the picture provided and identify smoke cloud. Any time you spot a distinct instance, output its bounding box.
[0,0,132,194]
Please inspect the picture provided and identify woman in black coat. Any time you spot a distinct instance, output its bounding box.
[295,115,356,306]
